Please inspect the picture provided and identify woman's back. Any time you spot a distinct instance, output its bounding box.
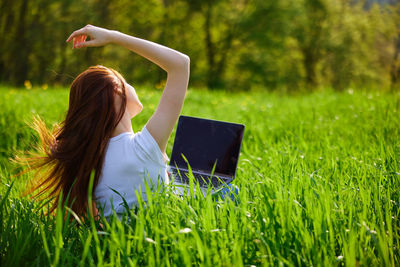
[95,126,169,217]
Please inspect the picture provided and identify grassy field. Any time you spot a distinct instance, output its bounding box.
[0,87,399,266]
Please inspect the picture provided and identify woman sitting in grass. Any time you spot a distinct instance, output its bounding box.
[20,25,190,220]
[19,25,237,221]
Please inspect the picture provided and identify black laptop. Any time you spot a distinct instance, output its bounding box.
[168,115,245,190]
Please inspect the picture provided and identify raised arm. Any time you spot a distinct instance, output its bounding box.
[67,25,190,154]
[109,30,190,155]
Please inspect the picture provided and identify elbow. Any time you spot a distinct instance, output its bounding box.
[170,54,190,73]
[182,55,190,77]
[165,54,190,83]
[183,55,190,74]
[179,54,190,72]
[182,54,190,66]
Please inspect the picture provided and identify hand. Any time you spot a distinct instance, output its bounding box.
[66,25,113,48]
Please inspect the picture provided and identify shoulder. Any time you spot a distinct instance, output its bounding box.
[131,126,169,165]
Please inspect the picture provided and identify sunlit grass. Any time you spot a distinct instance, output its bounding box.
[0,87,399,266]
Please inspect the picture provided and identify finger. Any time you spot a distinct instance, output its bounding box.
[75,39,98,48]
[67,29,84,43]
[71,34,87,48]
[67,32,77,43]
[73,36,81,48]
[66,28,88,43]
[81,35,87,43]
[76,35,85,46]
[80,35,87,43]
[75,35,88,48]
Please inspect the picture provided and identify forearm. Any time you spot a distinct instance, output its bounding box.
[109,30,189,73]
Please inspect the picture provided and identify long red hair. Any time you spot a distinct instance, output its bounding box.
[16,65,127,218]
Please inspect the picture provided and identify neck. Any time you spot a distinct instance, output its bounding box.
[111,111,133,137]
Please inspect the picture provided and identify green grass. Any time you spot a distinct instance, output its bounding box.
[0,87,399,266]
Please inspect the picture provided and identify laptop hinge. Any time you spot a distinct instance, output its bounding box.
[169,166,232,181]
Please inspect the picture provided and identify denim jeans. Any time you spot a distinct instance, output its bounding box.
[211,183,239,203]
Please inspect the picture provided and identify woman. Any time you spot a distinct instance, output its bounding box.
[20,25,190,219]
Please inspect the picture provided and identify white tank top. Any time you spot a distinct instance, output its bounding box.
[94,126,169,217]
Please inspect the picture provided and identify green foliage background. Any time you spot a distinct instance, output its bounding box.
[1,0,400,91]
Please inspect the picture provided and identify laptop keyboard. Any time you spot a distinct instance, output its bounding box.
[171,169,229,188]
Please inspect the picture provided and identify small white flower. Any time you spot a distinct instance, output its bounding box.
[97,231,110,236]
[178,228,192,234]
[210,229,225,232]
[145,237,157,244]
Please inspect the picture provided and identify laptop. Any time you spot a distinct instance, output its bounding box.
[167,115,245,195]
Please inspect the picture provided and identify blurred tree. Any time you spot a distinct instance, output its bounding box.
[391,36,400,87]
[0,0,16,82]
[390,2,400,88]
[233,0,301,91]
[0,0,399,91]
[293,0,330,88]
[324,1,398,90]
[185,0,249,89]
[3,0,30,85]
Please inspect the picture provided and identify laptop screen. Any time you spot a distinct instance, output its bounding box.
[170,116,245,177]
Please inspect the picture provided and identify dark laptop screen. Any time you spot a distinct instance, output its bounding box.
[170,116,245,177]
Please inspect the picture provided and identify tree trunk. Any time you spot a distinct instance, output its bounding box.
[0,0,15,81]
[303,47,317,87]
[390,34,400,88]
[12,0,29,85]
[204,0,217,88]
